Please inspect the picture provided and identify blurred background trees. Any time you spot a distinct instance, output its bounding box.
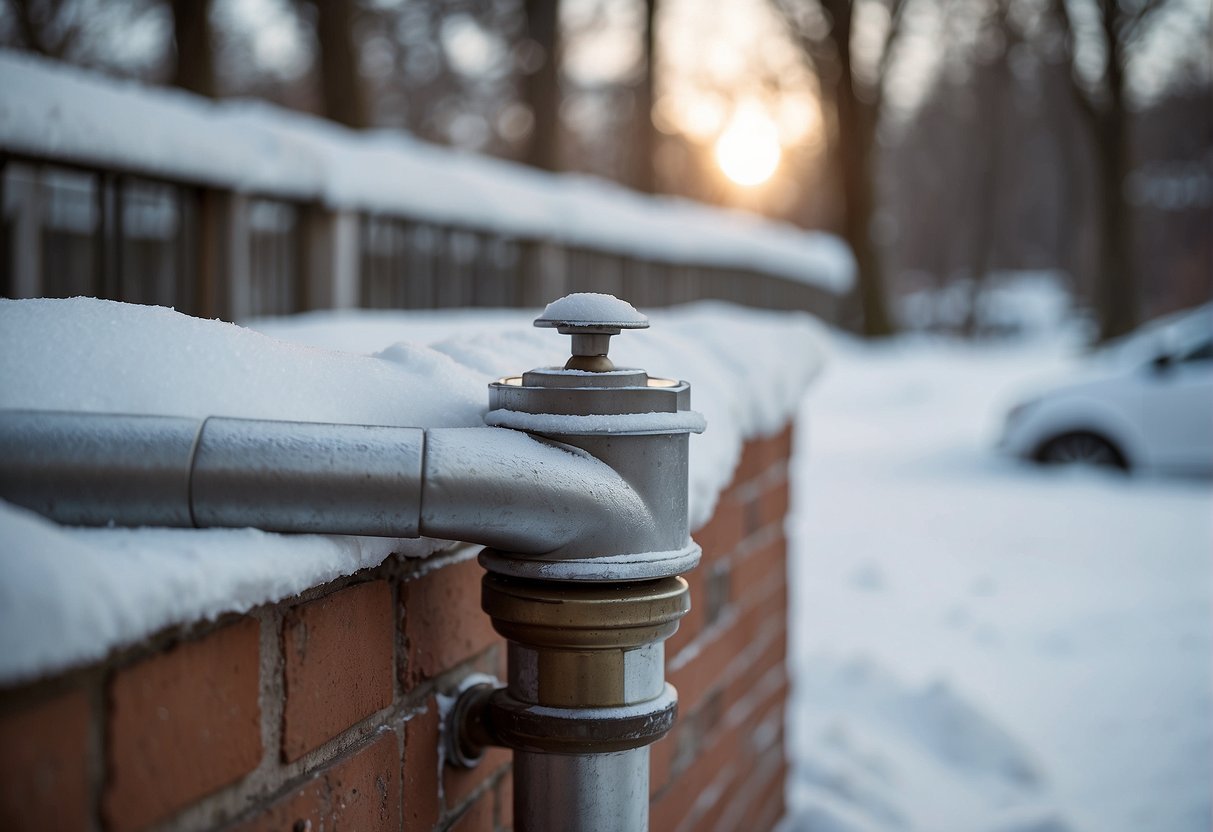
[1,0,1208,339]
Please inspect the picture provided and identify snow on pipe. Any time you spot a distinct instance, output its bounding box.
[0,410,657,557]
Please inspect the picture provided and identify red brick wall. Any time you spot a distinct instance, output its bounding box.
[0,425,793,832]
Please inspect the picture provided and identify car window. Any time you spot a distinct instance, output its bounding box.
[1178,339,1213,364]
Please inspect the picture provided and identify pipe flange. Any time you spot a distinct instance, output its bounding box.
[486,684,678,755]
[443,679,498,769]
[480,573,690,650]
[479,541,701,583]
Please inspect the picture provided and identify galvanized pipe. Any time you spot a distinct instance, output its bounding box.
[514,750,648,832]
[0,294,706,832]
[0,410,655,557]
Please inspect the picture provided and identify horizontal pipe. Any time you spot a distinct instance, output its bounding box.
[0,411,199,527]
[421,428,657,557]
[0,410,656,557]
[191,417,424,536]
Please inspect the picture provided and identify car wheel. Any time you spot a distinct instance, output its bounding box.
[1036,432,1128,470]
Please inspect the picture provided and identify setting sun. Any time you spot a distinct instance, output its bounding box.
[714,104,782,187]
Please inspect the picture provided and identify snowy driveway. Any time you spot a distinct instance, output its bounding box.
[785,338,1212,832]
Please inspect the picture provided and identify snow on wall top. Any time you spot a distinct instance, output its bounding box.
[0,297,826,684]
[0,50,854,294]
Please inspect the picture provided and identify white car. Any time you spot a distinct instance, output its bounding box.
[1000,304,1213,475]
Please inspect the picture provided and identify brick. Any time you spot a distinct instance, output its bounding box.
[648,729,676,798]
[773,423,794,465]
[450,790,494,832]
[0,689,90,831]
[733,437,766,485]
[231,732,399,832]
[104,617,261,832]
[496,768,513,829]
[750,759,788,832]
[757,474,791,533]
[650,741,739,832]
[445,743,510,811]
[401,558,501,689]
[694,492,744,562]
[403,700,441,832]
[282,580,394,761]
[714,751,785,832]
[704,562,732,627]
[732,534,786,591]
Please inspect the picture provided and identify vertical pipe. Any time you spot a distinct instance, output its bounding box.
[513,750,649,832]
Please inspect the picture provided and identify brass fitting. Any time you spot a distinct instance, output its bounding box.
[448,571,690,758]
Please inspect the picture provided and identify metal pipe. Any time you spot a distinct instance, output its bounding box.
[514,750,648,832]
[0,410,199,527]
[0,411,655,557]
[0,294,706,831]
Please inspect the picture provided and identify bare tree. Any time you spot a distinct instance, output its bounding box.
[5,0,81,57]
[1050,0,1173,340]
[628,0,659,193]
[522,0,561,171]
[296,0,368,128]
[961,0,1019,335]
[772,0,907,336]
[168,0,215,98]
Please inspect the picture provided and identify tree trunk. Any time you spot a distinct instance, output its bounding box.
[963,40,1010,337]
[629,0,659,193]
[170,0,216,99]
[1092,15,1136,340]
[826,1,894,337]
[1092,114,1135,339]
[311,0,369,129]
[523,0,562,172]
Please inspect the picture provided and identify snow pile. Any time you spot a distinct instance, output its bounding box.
[784,337,1212,832]
[0,297,825,683]
[0,50,854,293]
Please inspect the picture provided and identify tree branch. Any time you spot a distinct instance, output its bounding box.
[1051,0,1101,124]
[874,0,911,113]
[1117,0,1169,44]
[769,0,840,90]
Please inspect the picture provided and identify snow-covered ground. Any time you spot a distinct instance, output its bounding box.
[784,336,1212,832]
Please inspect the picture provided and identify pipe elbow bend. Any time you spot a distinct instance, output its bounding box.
[419,427,659,557]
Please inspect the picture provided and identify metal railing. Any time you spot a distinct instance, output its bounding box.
[1,152,842,322]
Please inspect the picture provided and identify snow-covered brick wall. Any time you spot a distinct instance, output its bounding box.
[0,50,854,294]
[0,297,825,685]
[0,297,807,831]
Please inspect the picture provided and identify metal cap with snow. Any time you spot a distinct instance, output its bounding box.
[455,293,704,832]
[481,292,705,583]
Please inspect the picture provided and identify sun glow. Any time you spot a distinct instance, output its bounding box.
[713,104,782,187]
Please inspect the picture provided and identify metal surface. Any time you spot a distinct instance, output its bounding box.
[192,417,424,536]
[0,293,703,832]
[534,295,650,373]
[514,749,649,832]
[0,410,200,527]
[481,574,690,651]
[0,415,667,559]
[484,684,678,754]
[419,428,657,559]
